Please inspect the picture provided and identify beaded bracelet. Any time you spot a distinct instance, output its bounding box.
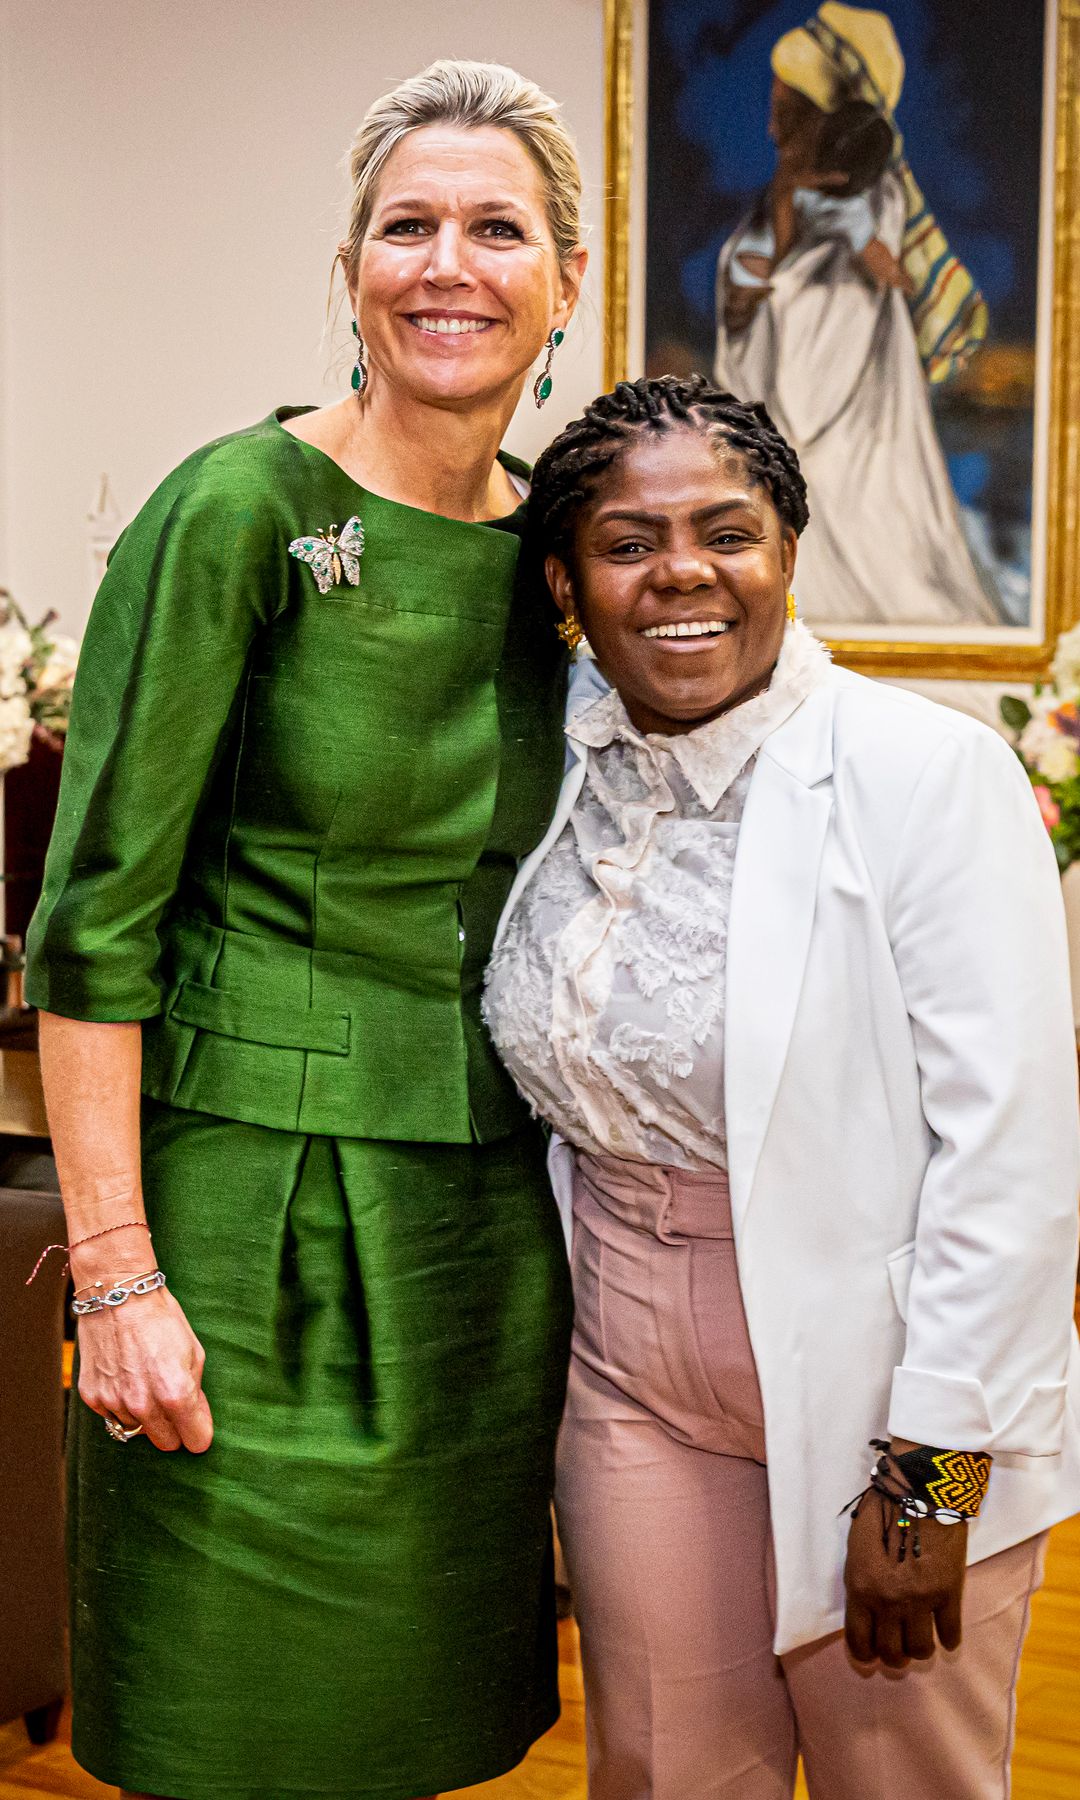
[846,1438,992,1562]
[71,1270,167,1316]
[886,1441,992,1520]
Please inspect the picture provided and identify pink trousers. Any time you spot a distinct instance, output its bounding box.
[555,1152,1047,1800]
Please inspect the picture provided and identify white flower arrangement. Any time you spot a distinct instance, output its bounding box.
[1050,620,1080,699]
[0,589,79,774]
[1001,620,1080,870]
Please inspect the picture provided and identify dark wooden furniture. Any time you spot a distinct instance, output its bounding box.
[0,1185,67,1743]
[3,737,62,949]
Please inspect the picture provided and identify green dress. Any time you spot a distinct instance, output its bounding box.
[26,408,573,1800]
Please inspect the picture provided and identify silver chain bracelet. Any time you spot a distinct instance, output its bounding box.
[71,1270,167,1316]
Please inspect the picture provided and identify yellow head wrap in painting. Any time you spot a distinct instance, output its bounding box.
[771,4,905,116]
[768,5,985,387]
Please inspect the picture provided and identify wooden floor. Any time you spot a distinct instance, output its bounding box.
[1,1509,1077,1800]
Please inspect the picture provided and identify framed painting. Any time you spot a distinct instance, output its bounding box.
[603,0,1080,678]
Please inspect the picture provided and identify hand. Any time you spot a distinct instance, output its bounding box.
[77,1286,214,1453]
[724,285,772,333]
[844,1497,967,1669]
[857,238,915,294]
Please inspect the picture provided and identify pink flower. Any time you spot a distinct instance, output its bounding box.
[1033,784,1061,831]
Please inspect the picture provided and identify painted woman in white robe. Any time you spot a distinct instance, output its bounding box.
[714,3,999,628]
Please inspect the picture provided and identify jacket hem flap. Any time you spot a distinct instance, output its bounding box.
[169,980,350,1055]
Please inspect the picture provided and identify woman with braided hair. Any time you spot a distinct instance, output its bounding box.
[484,375,1080,1798]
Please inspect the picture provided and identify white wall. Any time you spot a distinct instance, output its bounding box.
[0,2,1039,738]
[0,0,606,636]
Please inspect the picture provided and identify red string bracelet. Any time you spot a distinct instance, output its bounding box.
[70,1220,151,1252]
[25,1219,152,1286]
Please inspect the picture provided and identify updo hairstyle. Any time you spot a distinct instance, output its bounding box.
[339,59,583,287]
[528,375,810,566]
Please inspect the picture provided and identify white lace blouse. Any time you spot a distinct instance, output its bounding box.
[483,622,832,1171]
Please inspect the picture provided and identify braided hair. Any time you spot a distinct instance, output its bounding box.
[528,374,809,567]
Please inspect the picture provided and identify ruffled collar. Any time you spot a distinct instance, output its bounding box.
[567,620,832,811]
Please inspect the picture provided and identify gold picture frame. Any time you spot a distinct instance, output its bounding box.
[602,0,1080,680]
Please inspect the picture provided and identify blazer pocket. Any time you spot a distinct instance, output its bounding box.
[169,981,350,1055]
[886,1240,917,1322]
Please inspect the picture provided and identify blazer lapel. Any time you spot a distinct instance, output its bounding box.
[725,681,836,1228]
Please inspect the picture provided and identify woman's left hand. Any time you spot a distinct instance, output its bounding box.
[844,1486,968,1669]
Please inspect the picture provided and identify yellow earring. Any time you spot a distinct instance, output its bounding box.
[556,610,585,651]
[786,591,797,623]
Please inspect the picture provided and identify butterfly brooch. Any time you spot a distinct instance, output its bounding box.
[288,516,365,594]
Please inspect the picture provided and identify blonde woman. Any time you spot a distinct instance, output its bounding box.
[27,61,586,1800]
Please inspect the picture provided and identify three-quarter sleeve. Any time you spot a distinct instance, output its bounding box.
[26,448,283,1021]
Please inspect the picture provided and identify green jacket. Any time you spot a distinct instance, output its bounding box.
[26,408,567,1141]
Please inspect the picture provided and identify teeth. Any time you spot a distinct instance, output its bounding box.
[413,316,492,335]
[641,621,732,639]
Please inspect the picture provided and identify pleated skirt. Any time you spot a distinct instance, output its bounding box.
[67,1100,573,1800]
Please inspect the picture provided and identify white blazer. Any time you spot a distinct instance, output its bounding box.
[496,664,1080,1654]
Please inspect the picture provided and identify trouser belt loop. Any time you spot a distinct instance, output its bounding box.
[578,1152,734,1242]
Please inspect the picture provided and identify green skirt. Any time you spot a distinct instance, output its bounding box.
[68,1101,573,1800]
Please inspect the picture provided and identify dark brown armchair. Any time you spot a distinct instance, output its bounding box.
[0,1186,68,1742]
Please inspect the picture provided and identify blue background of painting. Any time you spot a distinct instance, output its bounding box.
[643,1,1046,623]
[646,0,1044,361]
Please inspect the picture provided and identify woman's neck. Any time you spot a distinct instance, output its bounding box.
[292,381,523,522]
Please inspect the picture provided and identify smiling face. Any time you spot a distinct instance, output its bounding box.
[548,428,797,736]
[350,123,584,411]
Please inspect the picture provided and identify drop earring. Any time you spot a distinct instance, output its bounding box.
[786,591,797,623]
[534,328,565,409]
[351,318,368,398]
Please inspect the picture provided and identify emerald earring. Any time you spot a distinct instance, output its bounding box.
[351,317,368,398]
[533,329,565,409]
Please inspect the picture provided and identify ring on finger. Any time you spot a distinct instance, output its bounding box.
[103,1410,144,1444]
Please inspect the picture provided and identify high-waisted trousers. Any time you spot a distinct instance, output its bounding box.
[554,1151,1046,1800]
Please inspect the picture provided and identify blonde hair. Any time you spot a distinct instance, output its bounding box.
[339,59,583,285]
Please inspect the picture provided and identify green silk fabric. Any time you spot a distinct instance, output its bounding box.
[68,1102,573,1798]
[26,408,567,1140]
